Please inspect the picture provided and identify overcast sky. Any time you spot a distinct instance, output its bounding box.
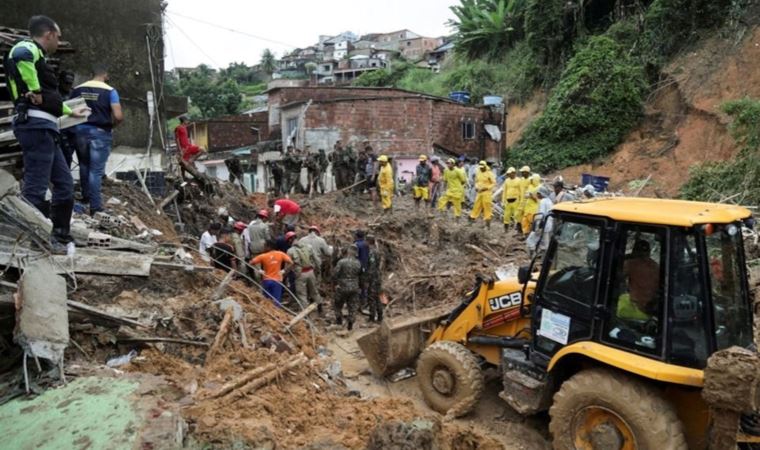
[163,0,457,69]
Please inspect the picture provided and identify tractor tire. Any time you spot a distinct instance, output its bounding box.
[416,341,484,417]
[549,368,688,450]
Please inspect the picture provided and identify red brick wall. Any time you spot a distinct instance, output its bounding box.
[300,97,501,159]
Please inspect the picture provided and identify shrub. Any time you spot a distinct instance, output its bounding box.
[507,36,646,172]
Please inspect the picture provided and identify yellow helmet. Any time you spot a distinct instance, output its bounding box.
[478,160,488,167]
[520,165,531,173]
[506,167,516,174]
[419,154,428,161]
[377,155,389,162]
[530,173,541,185]
[447,158,456,165]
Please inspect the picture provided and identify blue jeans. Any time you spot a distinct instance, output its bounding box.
[75,126,113,212]
[262,280,283,307]
[14,128,74,213]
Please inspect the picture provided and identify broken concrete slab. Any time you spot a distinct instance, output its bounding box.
[14,259,68,364]
[0,375,184,450]
[0,169,52,243]
[0,247,154,276]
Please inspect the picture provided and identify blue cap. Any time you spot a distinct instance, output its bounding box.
[458,155,466,161]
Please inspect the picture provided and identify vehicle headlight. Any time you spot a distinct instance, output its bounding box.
[726,224,739,236]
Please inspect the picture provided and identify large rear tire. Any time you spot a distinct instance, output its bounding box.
[416,341,484,417]
[549,368,688,450]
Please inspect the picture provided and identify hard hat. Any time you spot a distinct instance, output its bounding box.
[478,160,488,167]
[506,167,516,174]
[530,173,541,183]
[285,231,296,241]
[257,209,270,219]
[520,166,531,173]
[419,154,428,161]
[447,158,456,165]
[458,155,466,162]
[233,221,247,232]
[308,225,321,235]
[378,155,389,162]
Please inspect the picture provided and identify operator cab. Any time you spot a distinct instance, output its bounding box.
[526,198,754,371]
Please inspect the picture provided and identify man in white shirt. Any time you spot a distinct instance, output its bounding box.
[199,223,220,262]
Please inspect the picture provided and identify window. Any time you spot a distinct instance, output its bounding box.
[543,221,601,306]
[461,122,475,140]
[287,117,298,138]
[669,229,709,367]
[406,41,412,46]
[604,225,666,355]
[705,226,752,351]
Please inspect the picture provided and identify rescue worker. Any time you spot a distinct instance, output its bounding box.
[232,221,248,276]
[333,244,362,330]
[413,155,432,208]
[175,115,206,163]
[366,234,383,323]
[268,160,284,196]
[526,185,555,257]
[269,197,301,230]
[199,222,220,262]
[250,239,293,307]
[298,225,332,281]
[317,149,329,193]
[377,155,394,212]
[437,158,467,219]
[6,15,90,252]
[209,227,237,273]
[515,166,532,233]
[287,234,323,314]
[282,146,302,195]
[552,177,576,203]
[520,174,542,237]
[469,161,496,228]
[500,167,522,232]
[618,240,660,320]
[245,209,272,259]
[428,157,444,209]
[331,141,345,188]
[304,150,321,195]
[355,230,370,309]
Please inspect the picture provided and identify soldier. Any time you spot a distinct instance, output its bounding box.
[345,144,358,188]
[304,150,321,195]
[333,244,362,330]
[287,233,323,314]
[317,149,329,193]
[268,160,284,196]
[332,141,346,189]
[366,235,383,323]
[282,146,302,194]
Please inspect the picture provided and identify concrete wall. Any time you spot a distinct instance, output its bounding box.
[4,0,164,155]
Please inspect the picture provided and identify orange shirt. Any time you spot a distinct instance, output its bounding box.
[250,250,292,281]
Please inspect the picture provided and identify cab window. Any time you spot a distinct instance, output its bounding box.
[543,221,601,306]
[604,226,665,355]
[706,226,752,351]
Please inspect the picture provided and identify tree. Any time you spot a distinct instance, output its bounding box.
[449,0,527,60]
[260,49,277,76]
[169,64,243,119]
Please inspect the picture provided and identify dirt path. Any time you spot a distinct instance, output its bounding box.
[326,326,551,450]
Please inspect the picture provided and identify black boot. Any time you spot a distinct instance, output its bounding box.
[347,320,354,331]
[377,309,383,323]
[504,223,509,232]
[336,316,343,326]
[317,304,324,316]
[49,200,74,254]
[515,222,523,234]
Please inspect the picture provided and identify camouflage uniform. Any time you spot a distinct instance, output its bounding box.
[287,242,322,307]
[305,153,323,194]
[333,255,361,328]
[269,161,284,196]
[282,152,302,194]
[366,248,383,322]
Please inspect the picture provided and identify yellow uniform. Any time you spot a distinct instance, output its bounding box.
[469,169,496,221]
[378,164,394,210]
[501,177,523,225]
[521,178,541,235]
[516,176,531,221]
[438,167,467,217]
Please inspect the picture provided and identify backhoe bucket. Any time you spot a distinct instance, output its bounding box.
[357,306,450,377]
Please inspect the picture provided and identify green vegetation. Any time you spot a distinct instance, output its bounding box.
[507,36,646,171]
[681,98,760,206]
[356,0,747,172]
[165,64,244,119]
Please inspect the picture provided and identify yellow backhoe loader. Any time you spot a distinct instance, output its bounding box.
[358,197,760,449]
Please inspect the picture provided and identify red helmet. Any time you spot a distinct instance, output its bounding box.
[308,225,320,235]
[233,221,247,232]
[257,209,270,219]
[285,231,297,241]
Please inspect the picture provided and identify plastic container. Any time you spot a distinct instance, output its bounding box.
[483,95,503,106]
[449,91,471,104]
[581,173,610,192]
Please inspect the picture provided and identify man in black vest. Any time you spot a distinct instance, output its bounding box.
[71,63,123,215]
[5,15,89,252]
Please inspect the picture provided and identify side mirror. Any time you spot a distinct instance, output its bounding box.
[518,266,530,285]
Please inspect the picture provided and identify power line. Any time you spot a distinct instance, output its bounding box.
[166,16,221,67]
[166,10,298,49]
